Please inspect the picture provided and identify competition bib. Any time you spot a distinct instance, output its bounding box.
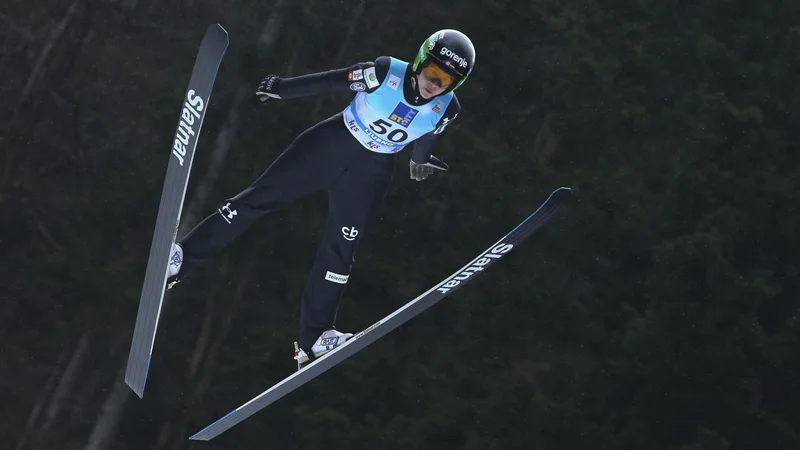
[343,57,453,153]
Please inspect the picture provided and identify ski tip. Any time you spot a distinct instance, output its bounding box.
[550,186,574,202]
[209,23,229,38]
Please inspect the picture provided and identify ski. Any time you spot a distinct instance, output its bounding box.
[125,24,229,398]
[189,186,573,441]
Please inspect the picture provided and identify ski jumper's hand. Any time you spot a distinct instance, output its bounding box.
[256,75,282,103]
[407,95,459,181]
[409,155,448,181]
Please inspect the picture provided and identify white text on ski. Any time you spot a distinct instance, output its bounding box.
[437,243,513,293]
[172,89,204,166]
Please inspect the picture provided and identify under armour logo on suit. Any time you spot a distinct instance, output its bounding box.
[219,202,238,223]
[341,226,359,241]
[434,113,458,134]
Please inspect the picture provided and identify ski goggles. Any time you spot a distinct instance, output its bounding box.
[421,61,456,88]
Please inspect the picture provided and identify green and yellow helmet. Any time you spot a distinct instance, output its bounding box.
[413,29,476,93]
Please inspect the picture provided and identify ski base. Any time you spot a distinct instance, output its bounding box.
[124,24,229,398]
[189,186,572,440]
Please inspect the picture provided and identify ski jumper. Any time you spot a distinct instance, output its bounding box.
[178,56,460,351]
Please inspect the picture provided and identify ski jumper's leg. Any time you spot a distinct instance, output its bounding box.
[298,147,396,350]
[178,115,347,268]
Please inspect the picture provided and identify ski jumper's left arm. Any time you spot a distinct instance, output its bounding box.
[257,58,390,99]
[407,98,460,181]
[410,96,460,165]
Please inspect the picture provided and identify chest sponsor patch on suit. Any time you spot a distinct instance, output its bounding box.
[388,103,418,128]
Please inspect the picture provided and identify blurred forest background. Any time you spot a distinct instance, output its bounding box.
[1,0,798,449]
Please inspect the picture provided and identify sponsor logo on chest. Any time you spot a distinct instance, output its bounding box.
[388,102,419,128]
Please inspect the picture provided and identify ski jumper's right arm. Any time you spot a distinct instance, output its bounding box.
[255,57,391,101]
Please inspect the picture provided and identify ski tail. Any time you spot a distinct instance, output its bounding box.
[124,24,229,398]
[189,187,573,440]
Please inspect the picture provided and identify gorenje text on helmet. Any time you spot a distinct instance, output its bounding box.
[439,47,468,68]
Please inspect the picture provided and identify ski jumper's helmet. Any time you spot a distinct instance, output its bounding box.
[413,29,475,94]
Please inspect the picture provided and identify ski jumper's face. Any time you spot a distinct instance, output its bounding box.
[416,62,451,99]
[416,73,447,98]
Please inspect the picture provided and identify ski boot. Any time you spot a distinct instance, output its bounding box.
[293,329,353,371]
[166,242,183,289]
